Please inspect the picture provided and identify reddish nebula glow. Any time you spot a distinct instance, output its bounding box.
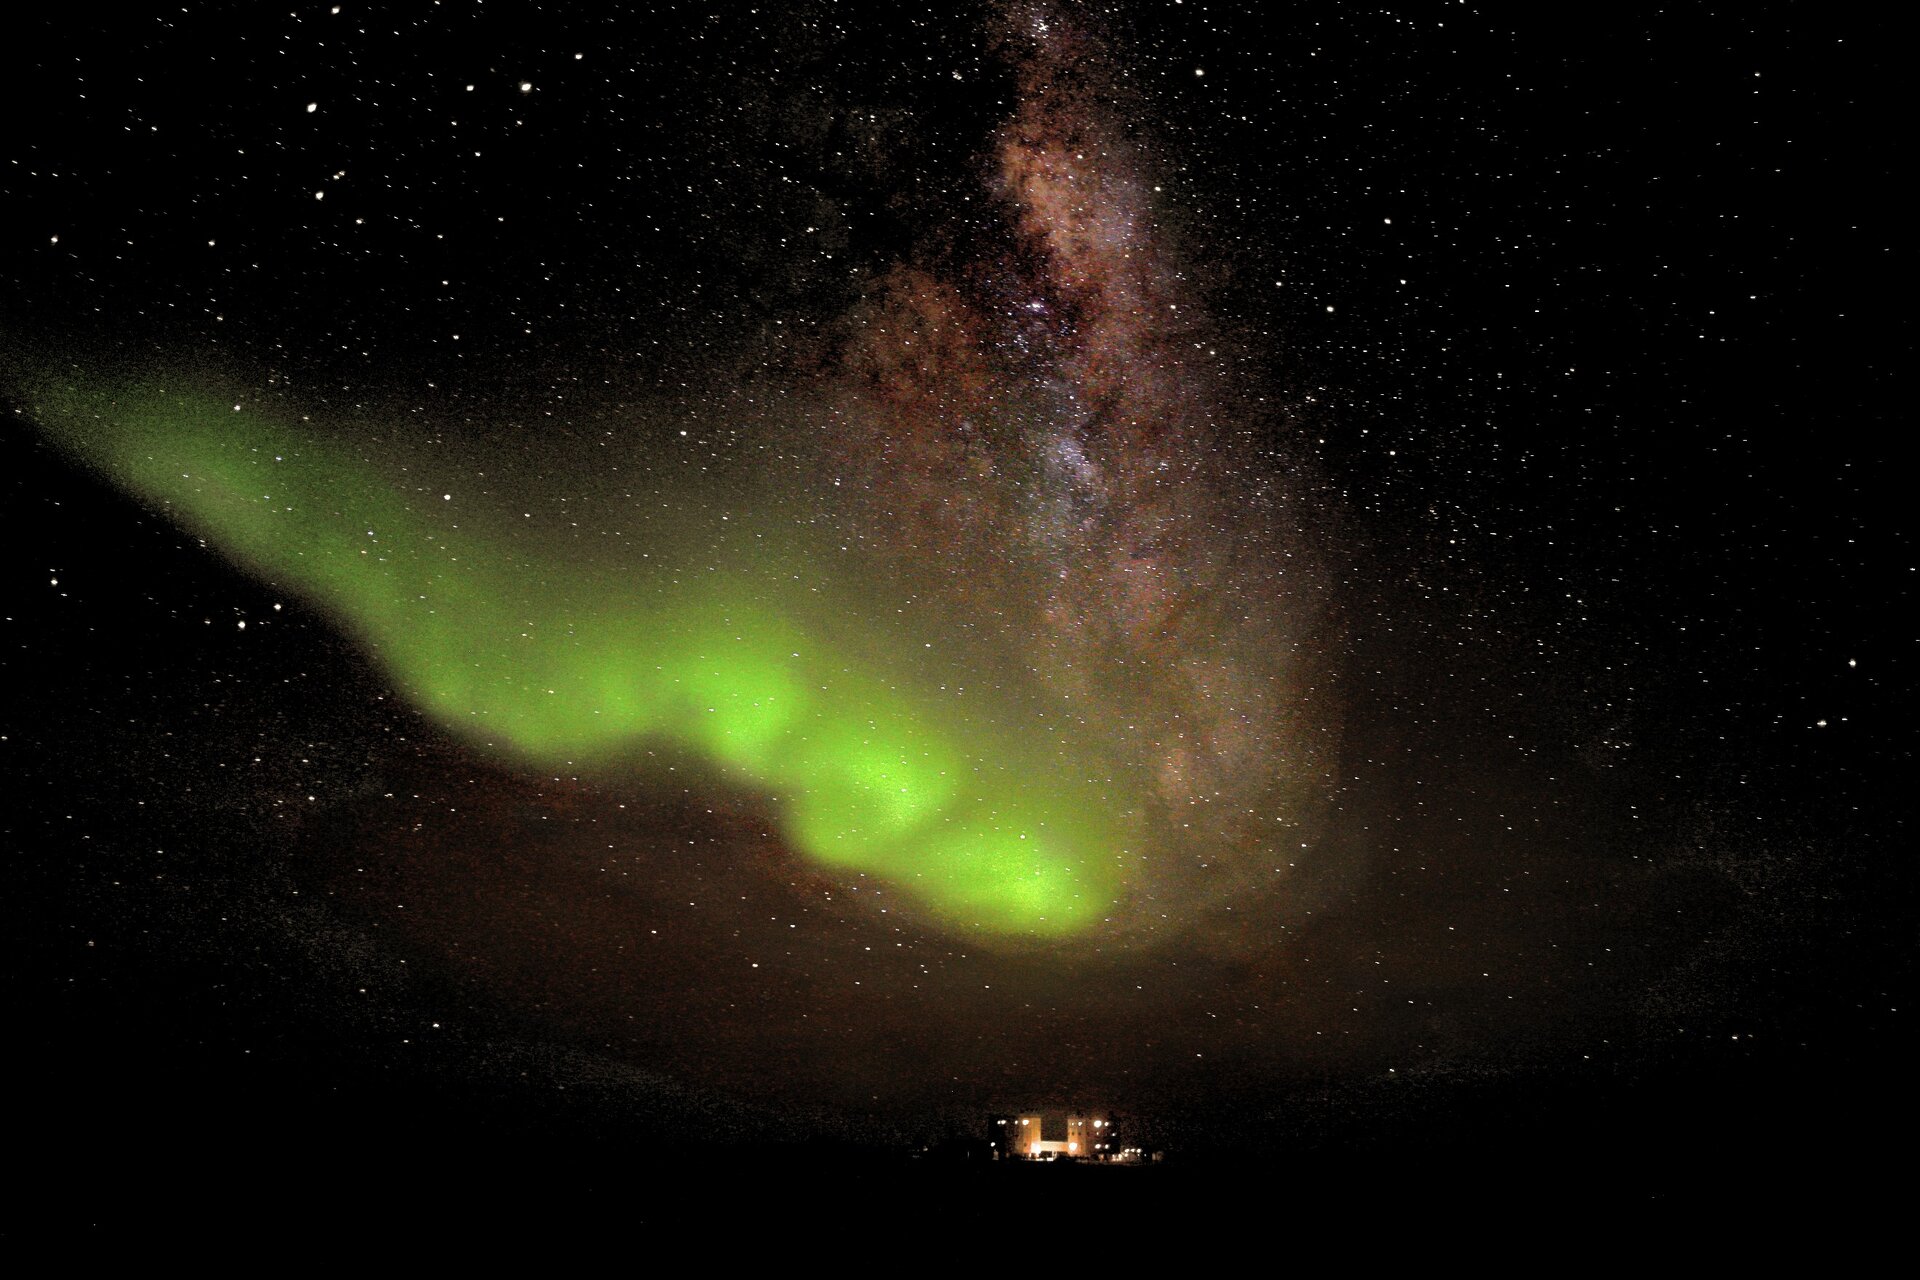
[796,4,1338,943]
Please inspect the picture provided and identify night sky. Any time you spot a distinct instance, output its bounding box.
[4,1,1906,1231]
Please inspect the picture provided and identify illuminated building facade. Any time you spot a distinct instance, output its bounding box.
[987,1111,1123,1160]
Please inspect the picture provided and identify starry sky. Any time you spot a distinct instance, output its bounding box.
[3,0,1907,1216]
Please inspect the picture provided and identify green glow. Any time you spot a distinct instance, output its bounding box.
[28,376,1126,936]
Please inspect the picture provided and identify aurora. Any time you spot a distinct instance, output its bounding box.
[27,374,1132,937]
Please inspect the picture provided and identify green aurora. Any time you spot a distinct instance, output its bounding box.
[27,375,1134,937]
